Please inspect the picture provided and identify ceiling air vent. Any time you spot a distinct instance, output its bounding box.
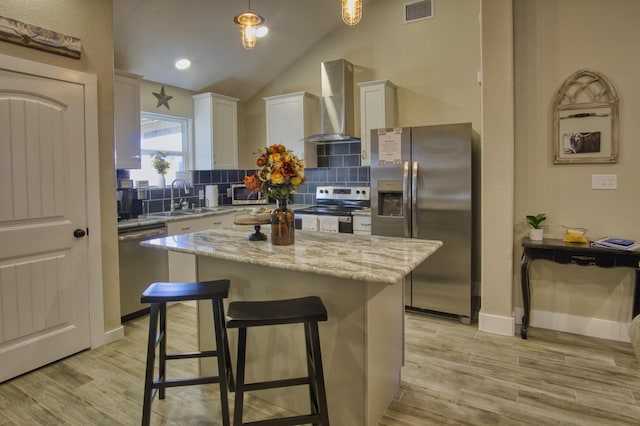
[404,0,433,24]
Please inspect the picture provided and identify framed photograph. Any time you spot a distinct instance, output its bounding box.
[554,106,615,163]
[552,69,618,164]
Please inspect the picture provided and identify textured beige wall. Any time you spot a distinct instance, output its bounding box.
[242,0,482,167]
[479,0,516,330]
[513,0,640,322]
[140,80,195,118]
[0,1,120,333]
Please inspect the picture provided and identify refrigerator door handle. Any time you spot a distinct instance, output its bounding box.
[412,161,419,238]
[403,161,410,237]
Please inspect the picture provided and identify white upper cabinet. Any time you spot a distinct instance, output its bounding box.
[193,92,239,170]
[358,80,396,166]
[114,70,142,169]
[264,92,320,168]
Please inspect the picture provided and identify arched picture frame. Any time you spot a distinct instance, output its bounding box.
[552,69,619,164]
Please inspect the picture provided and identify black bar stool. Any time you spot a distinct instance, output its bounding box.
[226,296,330,426]
[141,280,233,426]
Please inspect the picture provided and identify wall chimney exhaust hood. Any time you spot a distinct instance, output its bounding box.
[306,59,360,142]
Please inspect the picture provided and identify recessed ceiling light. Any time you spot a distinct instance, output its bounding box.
[175,59,191,70]
[256,26,269,38]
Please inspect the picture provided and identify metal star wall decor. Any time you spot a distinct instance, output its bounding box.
[153,85,173,110]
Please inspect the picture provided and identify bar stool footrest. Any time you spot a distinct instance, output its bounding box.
[243,377,310,392]
[153,376,221,389]
[165,349,218,360]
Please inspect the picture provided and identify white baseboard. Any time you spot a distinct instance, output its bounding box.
[514,308,631,343]
[96,325,125,348]
[478,311,515,336]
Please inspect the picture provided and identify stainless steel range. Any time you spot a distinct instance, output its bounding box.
[294,186,370,233]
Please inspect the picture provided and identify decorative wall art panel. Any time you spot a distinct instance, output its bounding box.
[552,69,618,164]
[0,16,81,59]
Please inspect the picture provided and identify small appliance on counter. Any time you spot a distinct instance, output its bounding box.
[116,187,143,221]
[231,183,267,205]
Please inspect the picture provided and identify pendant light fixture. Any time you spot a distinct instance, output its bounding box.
[233,0,266,49]
[342,0,363,26]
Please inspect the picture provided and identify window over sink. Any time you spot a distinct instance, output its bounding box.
[129,112,191,185]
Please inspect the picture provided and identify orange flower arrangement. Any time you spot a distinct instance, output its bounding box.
[244,144,306,201]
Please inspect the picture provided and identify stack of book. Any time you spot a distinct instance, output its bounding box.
[590,237,640,251]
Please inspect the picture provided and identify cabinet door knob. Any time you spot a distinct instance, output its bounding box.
[73,228,86,238]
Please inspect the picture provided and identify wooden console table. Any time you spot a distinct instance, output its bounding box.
[520,237,640,339]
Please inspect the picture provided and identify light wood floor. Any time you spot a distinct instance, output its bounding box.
[1,303,639,425]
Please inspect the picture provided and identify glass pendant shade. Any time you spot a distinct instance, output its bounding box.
[234,6,265,49]
[241,23,257,49]
[342,0,363,26]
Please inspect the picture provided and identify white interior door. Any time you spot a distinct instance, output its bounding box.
[0,67,91,382]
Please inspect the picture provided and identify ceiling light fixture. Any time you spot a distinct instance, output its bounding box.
[174,58,191,70]
[255,26,269,38]
[233,0,266,49]
[342,0,363,26]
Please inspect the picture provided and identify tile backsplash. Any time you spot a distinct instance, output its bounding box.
[125,141,369,214]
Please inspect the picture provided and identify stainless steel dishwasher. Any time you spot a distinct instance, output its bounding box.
[118,223,168,322]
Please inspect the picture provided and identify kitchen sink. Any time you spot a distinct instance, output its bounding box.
[147,211,195,217]
[189,207,220,214]
[146,208,222,218]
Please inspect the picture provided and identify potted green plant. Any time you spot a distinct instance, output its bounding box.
[526,213,546,241]
[152,151,170,188]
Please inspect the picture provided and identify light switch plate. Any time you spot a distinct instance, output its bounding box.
[591,174,617,190]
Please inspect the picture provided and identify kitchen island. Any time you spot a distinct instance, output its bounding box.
[141,228,441,425]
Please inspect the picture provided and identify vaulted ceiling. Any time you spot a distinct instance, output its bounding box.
[113,0,350,101]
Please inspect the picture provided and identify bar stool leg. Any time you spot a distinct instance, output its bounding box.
[223,318,235,392]
[142,304,159,426]
[158,302,167,400]
[212,298,231,426]
[303,323,318,417]
[308,321,329,426]
[233,327,248,426]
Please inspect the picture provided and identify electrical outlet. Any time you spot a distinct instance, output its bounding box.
[591,174,617,190]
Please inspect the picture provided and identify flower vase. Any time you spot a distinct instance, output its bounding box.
[271,199,295,245]
[158,174,166,189]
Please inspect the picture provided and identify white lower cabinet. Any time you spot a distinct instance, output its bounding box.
[353,215,371,235]
[167,213,234,282]
[166,213,234,235]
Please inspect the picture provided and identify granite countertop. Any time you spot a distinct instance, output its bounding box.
[351,208,371,216]
[117,205,305,230]
[140,228,442,284]
[118,204,366,230]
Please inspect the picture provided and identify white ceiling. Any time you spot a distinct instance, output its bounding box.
[113,0,348,101]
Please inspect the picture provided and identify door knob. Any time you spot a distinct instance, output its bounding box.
[73,228,86,238]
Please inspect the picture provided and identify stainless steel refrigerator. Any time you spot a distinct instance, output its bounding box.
[370,123,474,322]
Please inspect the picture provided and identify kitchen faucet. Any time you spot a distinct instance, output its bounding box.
[170,179,190,211]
